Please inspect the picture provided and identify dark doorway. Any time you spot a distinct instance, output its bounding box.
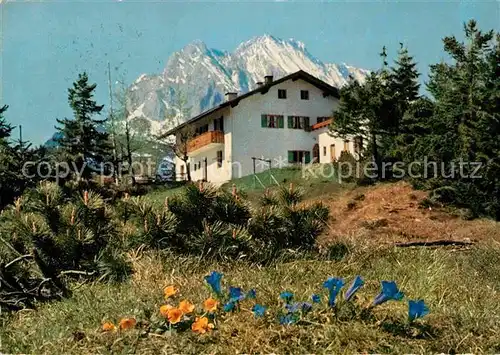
[313,144,319,163]
[203,158,208,181]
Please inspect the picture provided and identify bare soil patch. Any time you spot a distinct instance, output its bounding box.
[316,181,500,245]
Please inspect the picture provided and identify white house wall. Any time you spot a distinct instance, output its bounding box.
[174,107,232,184]
[229,79,339,178]
[316,128,355,163]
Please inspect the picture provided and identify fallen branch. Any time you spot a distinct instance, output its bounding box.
[59,270,97,277]
[395,239,475,248]
[5,254,33,269]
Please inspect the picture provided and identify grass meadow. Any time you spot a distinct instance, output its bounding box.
[2,241,500,354]
[1,172,499,354]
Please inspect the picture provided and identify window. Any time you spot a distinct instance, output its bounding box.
[317,116,330,124]
[261,114,284,129]
[195,124,209,136]
[216,150,223,168]
[343,140,350,152]
[193,162,197,171]
[354,136,363,154]
[214,116,224,132]
[323,146,327,156]
[300,90,309,100]
[278,89,287,99]
[287,116,310,130]
[287,150,311,164]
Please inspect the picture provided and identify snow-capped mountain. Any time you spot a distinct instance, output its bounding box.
[126,35,370,134]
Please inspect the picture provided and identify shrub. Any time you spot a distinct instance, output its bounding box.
[0,182,131,311]
[248,184,330,259]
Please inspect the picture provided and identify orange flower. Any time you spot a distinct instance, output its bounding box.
[159,304,173,318]
[118,318,137,330]
[191,316,214,334]
[167,307,183,324]
[164,285,177,299]
[203,298,219,312]
[179,300,195,314]
[102,322,116,332]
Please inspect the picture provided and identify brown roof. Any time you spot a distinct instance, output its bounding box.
[311,118,333,131]
[162,70,340,136]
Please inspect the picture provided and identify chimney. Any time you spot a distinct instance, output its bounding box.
[264,75,273,85]
[225,92,237,101]
[256,81,264,88]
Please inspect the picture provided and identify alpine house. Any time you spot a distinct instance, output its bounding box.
[162,70,362,183]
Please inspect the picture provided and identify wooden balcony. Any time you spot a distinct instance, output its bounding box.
[187,130,224,155]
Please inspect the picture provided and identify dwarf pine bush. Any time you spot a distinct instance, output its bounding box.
[0,182,131,310]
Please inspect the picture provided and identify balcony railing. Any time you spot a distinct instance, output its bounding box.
[187,130,224,154]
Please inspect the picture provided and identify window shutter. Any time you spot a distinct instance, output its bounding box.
[278,116,284,128]
[303,117,310,130]
[261,114,267,128]
[304,151,311,164]
[288,151,294,163]
[287,116,293,128]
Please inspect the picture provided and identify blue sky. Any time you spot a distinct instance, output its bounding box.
[1,0,498,145]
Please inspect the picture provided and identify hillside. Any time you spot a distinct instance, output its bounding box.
[319,181,500,246]
[2,180,500,353]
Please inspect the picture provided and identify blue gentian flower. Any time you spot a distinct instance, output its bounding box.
[252,304,267,317]
[246,289,257,299]
[372,281,404,306]
[279,313,296,325]
[408,300,429,321]
[285,302,301,313]
[345,276,364,301]
[323,277,345,307]
[228,287,245,303]
[301,302,313,314]
[204,271,223,296]
[312,294,321,303]
[279,291,294,303]
[286,302,313,314]
[223,301,236,312]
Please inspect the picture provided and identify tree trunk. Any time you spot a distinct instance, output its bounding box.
[125,122,135,186]
[183,156,191,182]
[371,131,382,179]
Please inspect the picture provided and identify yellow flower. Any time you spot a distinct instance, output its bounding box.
[164,285,177,299]
[167,307,183,324]
[159,304,173,318]
[203,298,219,312]
[192,316,214,334]
[119,317,137,330]
[102,322,116,332]
[179,300,195,314]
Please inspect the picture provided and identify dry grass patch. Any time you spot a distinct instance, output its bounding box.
[318,181,500,246]
[2,244,500,354]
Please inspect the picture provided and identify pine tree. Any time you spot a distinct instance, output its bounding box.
[389,45,423,161]
[0,105,18,208]
[0,105,13,144]
[411,20,499,218]
[56,73,111,181]
[329,49,398,177]
[391,44,420,107]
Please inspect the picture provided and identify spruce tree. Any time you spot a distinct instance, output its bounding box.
[56,73,111,181]
[0,105,21,208]
[329,49,398,177]
[0,105,13,144]
[411,20,499,218]
[389,45,424,161]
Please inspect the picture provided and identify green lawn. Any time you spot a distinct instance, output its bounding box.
[147,165,349,205]
[2,242,499,353]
